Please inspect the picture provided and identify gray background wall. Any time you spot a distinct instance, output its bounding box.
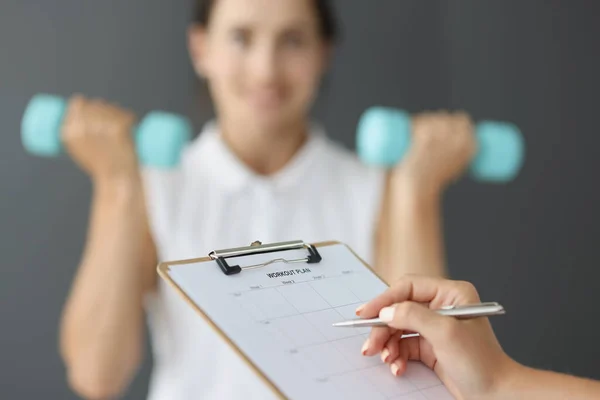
[2,1,599,398]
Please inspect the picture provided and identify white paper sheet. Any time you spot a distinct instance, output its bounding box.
[167,243,454,400]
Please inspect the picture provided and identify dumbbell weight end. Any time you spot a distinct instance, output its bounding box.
[135,111,193,168]
[470,120,525,183]
[356,107,411,167]
[21,94,67,157]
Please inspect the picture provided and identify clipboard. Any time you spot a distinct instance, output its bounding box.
[157,240,454,400]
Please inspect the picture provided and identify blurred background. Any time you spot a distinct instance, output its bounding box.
[2,0,599,398]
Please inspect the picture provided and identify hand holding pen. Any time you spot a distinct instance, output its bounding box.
[346,275,516,400]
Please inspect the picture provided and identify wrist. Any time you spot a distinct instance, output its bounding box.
[93,173,144,205]
[485,358,530,400]
[390,169,443,206]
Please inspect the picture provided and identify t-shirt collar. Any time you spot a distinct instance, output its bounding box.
[188,120,327,193]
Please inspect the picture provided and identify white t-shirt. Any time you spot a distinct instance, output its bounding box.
[141,121,386,400]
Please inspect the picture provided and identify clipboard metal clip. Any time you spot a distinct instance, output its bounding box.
[208,240,322,275]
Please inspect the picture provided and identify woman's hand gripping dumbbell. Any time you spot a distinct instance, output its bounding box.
[357,107,525,183]
[21,94,192,177]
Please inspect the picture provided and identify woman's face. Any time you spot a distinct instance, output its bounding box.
[190,0,330,132]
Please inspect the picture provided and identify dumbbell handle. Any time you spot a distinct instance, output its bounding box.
[357,107,525,182]
[21,94,192,168]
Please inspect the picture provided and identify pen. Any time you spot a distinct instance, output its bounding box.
[332,302,505,328]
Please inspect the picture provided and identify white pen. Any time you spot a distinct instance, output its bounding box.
[332,302,505,328]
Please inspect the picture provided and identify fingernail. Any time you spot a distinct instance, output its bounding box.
[379,306,395,322]
[381,348,390,363]
[361,339,370,355]
[391,363,400,376]
[355,304,365,315]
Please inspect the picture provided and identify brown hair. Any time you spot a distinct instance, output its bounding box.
[193,0,339,42]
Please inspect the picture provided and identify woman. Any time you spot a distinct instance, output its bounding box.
[359,274,600,399]
[58,0,475,399]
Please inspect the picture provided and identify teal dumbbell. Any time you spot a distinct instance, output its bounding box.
[356,107,525,182]
[21,93,193,168]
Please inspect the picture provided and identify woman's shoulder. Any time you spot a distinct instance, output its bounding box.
[317,132,386,183]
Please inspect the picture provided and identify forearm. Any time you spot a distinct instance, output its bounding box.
[60,178,149,397]
[376,173,446,283]
[494,364,600,400]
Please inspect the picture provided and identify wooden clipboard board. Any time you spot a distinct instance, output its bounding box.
[156,239,388,399]
[156,239,450,400]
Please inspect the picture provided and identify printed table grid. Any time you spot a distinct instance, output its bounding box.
[230,271,446,399]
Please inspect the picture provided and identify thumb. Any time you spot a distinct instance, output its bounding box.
[379,301,451,344]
